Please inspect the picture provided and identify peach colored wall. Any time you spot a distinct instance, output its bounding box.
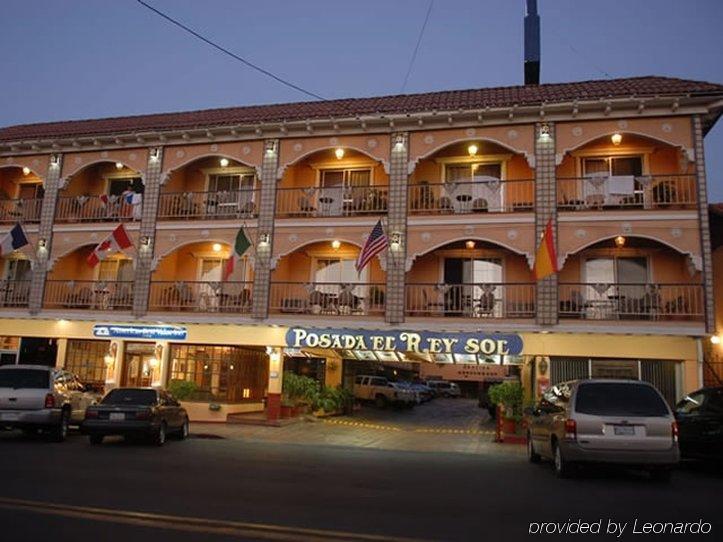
[278,149,388,190]
[152,241,255,282]
[48,246,99,282]
[0,168,42,198]
[407,249,531,283]
[0,155,50,181]
[161,141,263,174]
[272,241,384,283]
[162,156,256,193]
[61,149,148,179]
[154,228,257,269]
[63,163,141,196]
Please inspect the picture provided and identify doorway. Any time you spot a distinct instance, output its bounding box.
[122,342,156,387]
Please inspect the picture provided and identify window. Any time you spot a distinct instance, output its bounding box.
[445,162,502,183]
[208,173,255,193]
[320,169,371,188]
[64,339,109,386]
[676,391,706,415]
[314,258,365,295]
[102,388,158,405]
[0,368,49,389]
[17,183,44,200]
[584,257,648,284]
[108,177,143,196]
[575,382,669,417]
[4,259,31,281]
[98,259,133,282]
[583,156,643,177]
[168,344,268,403]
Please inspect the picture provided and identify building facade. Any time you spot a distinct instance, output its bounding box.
[0,76,721,420]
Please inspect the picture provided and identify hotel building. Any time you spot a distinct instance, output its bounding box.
[0,76,720,420]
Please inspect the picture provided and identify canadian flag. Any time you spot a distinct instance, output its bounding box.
[87,224,134,267]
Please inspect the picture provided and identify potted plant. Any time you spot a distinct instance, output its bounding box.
[489,381,523,435]
[282,371,319,417]
[167,379,198,401]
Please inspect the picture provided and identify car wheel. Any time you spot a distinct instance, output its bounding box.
[89,435,104,446]
[527,433,541,463]
[649,468,672,483]
[553,441,573,478]
[177,419,189,440]
[375,395,388,409]
[153,423,167,447]
[50,409,70,443]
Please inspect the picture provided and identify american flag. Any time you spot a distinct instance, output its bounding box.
[356,219,388,273]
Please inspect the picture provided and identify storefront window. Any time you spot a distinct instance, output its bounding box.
[168,344,267,403]
[64,339,109,386]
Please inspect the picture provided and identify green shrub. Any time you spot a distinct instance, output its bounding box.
[168,379,198,401]
[488,381,523,421]
[282,371,320,407]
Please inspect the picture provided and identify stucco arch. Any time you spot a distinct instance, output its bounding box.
[0,163,44,179]
[160,154,259,185]
[48,241,135,272]
[277,146,389,179]
[269,237,390,272]
[151,238,236,271]
[407,236,533,272]
[60,160,145,189]
[557,130,694,165]
[408,136,535,174]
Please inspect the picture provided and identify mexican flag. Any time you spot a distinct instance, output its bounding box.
[224,227,251,279]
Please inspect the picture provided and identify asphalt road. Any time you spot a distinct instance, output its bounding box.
[0,429,720,542]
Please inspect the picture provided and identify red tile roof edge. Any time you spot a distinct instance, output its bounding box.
[1,75,722,142]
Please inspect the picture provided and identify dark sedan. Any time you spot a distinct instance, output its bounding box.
[81,388,189,446]
[675,386,723,461]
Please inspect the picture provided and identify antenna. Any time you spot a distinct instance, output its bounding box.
[524,0,540,85]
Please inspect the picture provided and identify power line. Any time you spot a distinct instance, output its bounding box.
[401,0,434,93]
[566,42,613,79]
[134,0,326,101]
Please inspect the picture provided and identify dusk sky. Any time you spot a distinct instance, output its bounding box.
[1,0,721,200]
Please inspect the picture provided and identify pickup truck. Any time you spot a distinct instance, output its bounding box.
[353,375,415,409]
[0,365,100,441]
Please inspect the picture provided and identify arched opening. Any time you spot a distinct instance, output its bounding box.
[45,244,134,310]
[406,239,535,319]
[159,156,258,221]
[409,139,535,215]
[558,236,703,321]
[557,132,696,211]
[0,251,32,308]
[277,148,388,218]
[0,165,44,224]
[149,240,253,313]
[56,161,144,223]
[270,240,385,316]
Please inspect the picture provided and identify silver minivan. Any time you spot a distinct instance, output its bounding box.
[526,379,679,480]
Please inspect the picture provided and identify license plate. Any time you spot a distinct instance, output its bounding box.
[109,413,125,421]
[0,413,19,421]
[613,425,635,436]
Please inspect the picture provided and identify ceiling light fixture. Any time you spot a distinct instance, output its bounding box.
[611,133,623,146]
[335,148,345,160]
[467,143,479,156]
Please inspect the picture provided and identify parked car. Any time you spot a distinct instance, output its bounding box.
[525,380,679,480]
[0,365,101,442]
[425,380,461,398]
[353,375,415,408]
[82,388,189,446]
[675,386,723,461]
[410,382,434,403]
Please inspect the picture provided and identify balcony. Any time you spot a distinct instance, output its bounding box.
[157,190,258,221]
[408,179,534,215]
[406,283,535,318]
[557,174,697,211]
[44,280,133,310]
[148,281,253,313]
[56,195,140,223]
[0,198,42,224]
[269,282,386,316]
[276,185,388,218]
[559,283,704,321]
[0,279,31,308]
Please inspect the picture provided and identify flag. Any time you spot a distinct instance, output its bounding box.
[121,190,134,205]
[356,219,388,273]
[87,224,134,267]
[224,227,251,279]
[98,194,109,207]
[533,219,558,280]
[0,223,30,256]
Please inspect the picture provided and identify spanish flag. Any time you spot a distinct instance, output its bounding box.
[533,219,559,280]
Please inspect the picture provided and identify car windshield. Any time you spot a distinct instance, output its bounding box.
[0,369,49,389]
[575,383,669,417]
[102,389,157,405]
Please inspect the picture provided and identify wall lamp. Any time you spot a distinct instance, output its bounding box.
[50,155,60,167]
[150,148,161,161]
[538,123,551,142]
[389,232,403,252]
[265,140,278,155]
[258,233,271,249]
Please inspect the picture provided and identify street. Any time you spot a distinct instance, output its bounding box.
[0,419,721,542]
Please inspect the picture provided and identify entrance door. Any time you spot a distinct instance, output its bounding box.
[122,342,156,387]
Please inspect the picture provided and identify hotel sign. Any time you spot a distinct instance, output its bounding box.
[92,324,188,341]
[286,328,522,356]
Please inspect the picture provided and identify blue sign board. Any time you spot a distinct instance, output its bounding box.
[92,324,188,341]
[285,328,523,356]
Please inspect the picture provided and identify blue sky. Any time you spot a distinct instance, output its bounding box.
[1,0,721,200]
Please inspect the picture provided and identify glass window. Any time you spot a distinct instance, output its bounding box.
[575,382,669,417]
[168,344,267,403]
[445,162,502,183]
[5,259,31,281]
[98,259,133,282]
[102,388,158,405]
[676,391,706,415]
[320,169,371,188]
[64,339,109,386]
[208,174,255,193]
[0,368,49,389]
[109,177,143,196]
[583,156,642,176]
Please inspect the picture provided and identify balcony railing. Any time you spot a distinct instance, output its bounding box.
[0,280,31,308]
[148,281,253,313]
[56,195,141,223]
[44,280,133,310]
[157,190,258,220]
[406,283,536,318]
[276,186,388,218]
[269,282,385,316]
[559,283,704,321]
[408,180,535,215]
[557,174,697,211]
[0,198,43,224]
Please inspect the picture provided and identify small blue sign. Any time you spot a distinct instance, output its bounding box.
[286,328,523,356]
[92,324,188,341]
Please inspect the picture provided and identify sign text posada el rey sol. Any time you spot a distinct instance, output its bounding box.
[286,328,522,356]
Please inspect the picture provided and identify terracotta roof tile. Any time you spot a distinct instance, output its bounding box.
[1,76,722,142]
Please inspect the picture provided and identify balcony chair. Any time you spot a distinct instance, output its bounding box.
[471,198,488,213]
[412,182,434,212]
[298,196,316,216]
[238,200,256,217]
[220,288,252,313]
[337,288,364,315]
[664,295,689,320]
[476,290,496,318]
[308,289,336,314]
[66,287,93,309]
[161,284,195,311]
[109,287,133,310]
[559,290,585,318]
[438,196,454,214]
[642,285,662,320]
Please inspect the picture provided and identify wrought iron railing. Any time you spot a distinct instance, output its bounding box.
[276,186,388,218]
[44,280,134,310]
[0,280,31,308]
[148,281,253,313]
[157,190,258,220]
[56,195,142,222]
[408,180,535,214]
[0,198,43,224]
[406,283,536,318]
[269,282,386,316]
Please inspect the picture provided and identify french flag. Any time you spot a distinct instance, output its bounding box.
[0,223,30,257]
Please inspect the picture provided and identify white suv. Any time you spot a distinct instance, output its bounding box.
[353,375,415,408]
[426,380,461,398]
[0,365,100,441]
